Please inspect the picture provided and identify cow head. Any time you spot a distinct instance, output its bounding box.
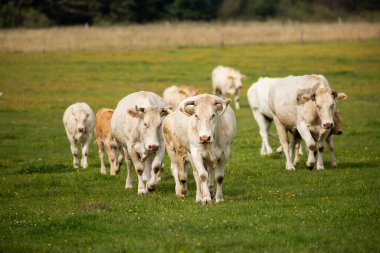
[179,95,230,144]
[178,86,202,97]
[227,73,245,96]
[302,88,347,129]
[72,108,90,133]
[128,105,172,152]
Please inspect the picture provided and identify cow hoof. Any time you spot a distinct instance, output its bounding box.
[307,163,315,170]
[176,193,186,198]
[147,185,156,192]
[316,166,325,170]
[201,197,212,205]
[216,198,224,203]
[138,189,147,195]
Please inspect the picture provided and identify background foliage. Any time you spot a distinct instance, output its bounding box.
[1,0,380,28]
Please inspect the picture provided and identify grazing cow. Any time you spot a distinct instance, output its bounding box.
[163,85,202,109]
[212,65,245,110]
[268,75,347,170]
[94,108,125,175]
[162,94,236,204]
[111,91,171,194]
[63,102,94,169]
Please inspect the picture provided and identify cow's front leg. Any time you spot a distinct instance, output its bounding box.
[316,130,330,170]
[123,148,133,189]
[273,116,294,170]
[69,138,80,168]
[208,165,215,198]
[190,146,211,204]
[127,146,146,194]
[327,135,337,168]
[297,122,315,151]
[147,144,165,192]
[234,94,240,110]
[215,152,227,203]
[81,134,91,169]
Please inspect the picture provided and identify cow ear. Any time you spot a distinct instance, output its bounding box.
[336,92,347,101]
[178,88,187,95]
[161,105,173,116]
[302,93,315,102]
[179,101,195,117]
[128,106,144,118]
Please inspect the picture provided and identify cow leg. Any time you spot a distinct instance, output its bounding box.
[69,138,80,168]
[316,131,330,170]
[297,122,317,169]
[81,134,91,169]
[273,116,294,170]
[208,164,215,198]
[190,145,211,204]
[316,141,325,170]
[188,155,202,203]
[327,135,337,168]
[97,139,107,174]
[215,151,228,203]
[297,122,316,152]
[114,145,124,174]
[234,90,241,110]
[147,144,166,192]
[252,110,273,156]
[123,147,134,190]
[292,132,302,166]
[105,141,117,176]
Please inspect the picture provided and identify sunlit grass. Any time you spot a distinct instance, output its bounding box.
[0,40,379,252]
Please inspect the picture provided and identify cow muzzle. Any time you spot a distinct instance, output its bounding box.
[323,122,334,129]
[77,127,84,133]
[147,144,159,152]
[198,135,211,144]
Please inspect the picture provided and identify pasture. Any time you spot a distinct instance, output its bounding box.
[0,39,379,252]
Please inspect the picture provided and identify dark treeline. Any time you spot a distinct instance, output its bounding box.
[1,0,379,28]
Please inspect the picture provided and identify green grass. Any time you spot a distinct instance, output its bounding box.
[0,40,379,253]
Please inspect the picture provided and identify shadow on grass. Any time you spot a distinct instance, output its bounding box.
[17,163,76,174]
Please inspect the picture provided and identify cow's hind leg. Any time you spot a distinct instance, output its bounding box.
[273,116,294,170]
[97,139,107,174]
[252,110,273,156]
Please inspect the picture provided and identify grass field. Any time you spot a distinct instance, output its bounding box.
[0,39,379,252]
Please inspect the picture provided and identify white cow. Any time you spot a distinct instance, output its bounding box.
[162,94,236,204]
[63,102,94,169]
[247,77,282,156]
[248,77,344,167]
[268,75,347,170]
[211,65,245,110]
[163,85,202,109]
[111,91,171,194]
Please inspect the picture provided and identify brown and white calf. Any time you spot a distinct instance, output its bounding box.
[162,94,236,204]
[268,75,347,170]
[163,85,202,109]
[94,108,125,175]
[111,91,171,194]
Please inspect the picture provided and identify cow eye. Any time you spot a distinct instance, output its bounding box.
[211,113,216,118]
[144,123,148,127]
[316,105,321,110]
[194,114,198,119]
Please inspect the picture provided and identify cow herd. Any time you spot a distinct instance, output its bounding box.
[63,65,347,204]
